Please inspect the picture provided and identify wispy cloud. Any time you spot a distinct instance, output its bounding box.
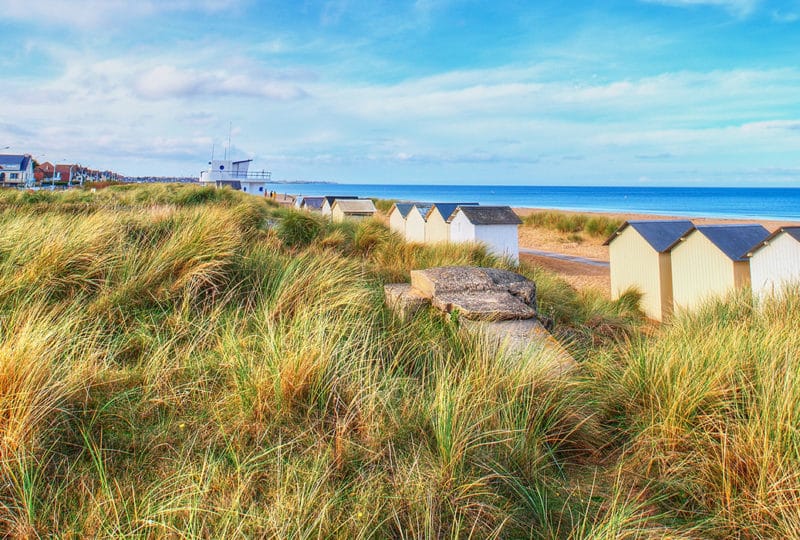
[640,0,761,16]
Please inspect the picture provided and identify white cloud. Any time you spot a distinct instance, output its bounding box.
[0,0,241,27]
[133,65,307,101]
[640,0,761,16]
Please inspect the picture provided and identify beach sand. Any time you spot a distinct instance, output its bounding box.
[515,207,800,296]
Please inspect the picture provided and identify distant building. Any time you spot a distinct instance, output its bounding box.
[604,220,694,321]
[669,224,769,312]
[405,204,433,243]
[330,199,376,222]
[425,203,479,244]
[299,196,325,212]
[747,226,800,301]
[199,159,271,195]
[449,206,522,262]
[0,154,34,187]
[387,202,421,237]
[321,196,358,216]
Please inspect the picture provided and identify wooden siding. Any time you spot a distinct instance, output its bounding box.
[388,208,406,236]
[609,227,665,320]
[671,231,739,312]
[405,208,427,242]
[750,232,800,300]
[425,208,449,243]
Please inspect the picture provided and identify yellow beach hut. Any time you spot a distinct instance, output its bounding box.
[669,224,769,312]
[604,220,694,321]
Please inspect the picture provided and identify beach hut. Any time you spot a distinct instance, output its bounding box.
[669,224,769,312]
[603,220,694,321]
[449,206,522,262]
[747,226,800,301]
[321,196,358,216]
[299,196,325,212]
[387,202,420,237]
[330,199,377,222]
[405,204,433,243]
[424,203,479,243]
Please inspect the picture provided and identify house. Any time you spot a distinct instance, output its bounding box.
[0,154,35,187]
[449,206,522,262]
[330,199,377,222]
[424,202,479,244]
[387,202,421,237]
[603,220,694,321]
[405,204,433,243]
[199,159,271,195]
[321,196,358,216]
[35,161,57,183]
[299,196,325,212]
[669,224,769,312]
[55,164,77,185]
[747,226,800,301]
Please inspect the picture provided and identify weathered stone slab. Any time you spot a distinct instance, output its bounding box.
[432,291,537,321]
[461,319,575,372]
[411,266,537,309]
[384,283,430,319]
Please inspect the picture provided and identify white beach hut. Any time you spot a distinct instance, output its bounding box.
[405,204,433,243]
[321,196,358,217]
[424,203,479,244]
[747,226,800,301]
[387,203,420,237]
[449,206,522,262]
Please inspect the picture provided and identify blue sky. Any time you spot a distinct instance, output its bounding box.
[1,0,799,185]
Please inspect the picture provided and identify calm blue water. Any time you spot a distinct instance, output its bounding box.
[282,184,800,221]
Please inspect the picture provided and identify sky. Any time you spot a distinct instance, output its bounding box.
[1,0,799,185]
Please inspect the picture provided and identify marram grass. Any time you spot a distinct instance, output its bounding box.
[0,183,796,538]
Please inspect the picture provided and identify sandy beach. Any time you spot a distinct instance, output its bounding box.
[514,207,800,295]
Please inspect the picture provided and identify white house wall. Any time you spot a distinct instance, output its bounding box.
[474,224,519,262]
[449,212,476,244]
[425,210,450,243]
[671,232,736,312]
[751,233,800,301]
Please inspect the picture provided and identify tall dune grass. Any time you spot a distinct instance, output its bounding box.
[1,183,795,538]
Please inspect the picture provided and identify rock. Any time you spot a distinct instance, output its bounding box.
[411,266,537,310]
[431,291,537,320]
[461,319,575,372]
[384,283,430,319]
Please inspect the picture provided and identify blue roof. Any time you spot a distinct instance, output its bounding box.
[605,220,694,252]
[0,154,29,170]
[428,202,479,221]
[692,224,770,261]
[301,196,324,209]
[393,202,423,218]
[412,204,434,221]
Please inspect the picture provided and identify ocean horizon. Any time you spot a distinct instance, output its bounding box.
[281,184,800,222]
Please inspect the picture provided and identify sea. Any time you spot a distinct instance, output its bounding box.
[280,184,800,221]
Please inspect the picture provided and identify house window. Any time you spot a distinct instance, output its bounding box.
[9,173,18,180]
[258,186,263,192]
[242,186,247,192]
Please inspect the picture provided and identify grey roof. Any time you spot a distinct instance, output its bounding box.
[392,202,423,218]
[324,195,358,206]
[332,199,376,214]
[603,220,694,252]
[427,202,479,222]
[454,206,522,225]
[747,226,800,256]
[0,154,29,170]
[671,224,770,262]
[300,196,325,209]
